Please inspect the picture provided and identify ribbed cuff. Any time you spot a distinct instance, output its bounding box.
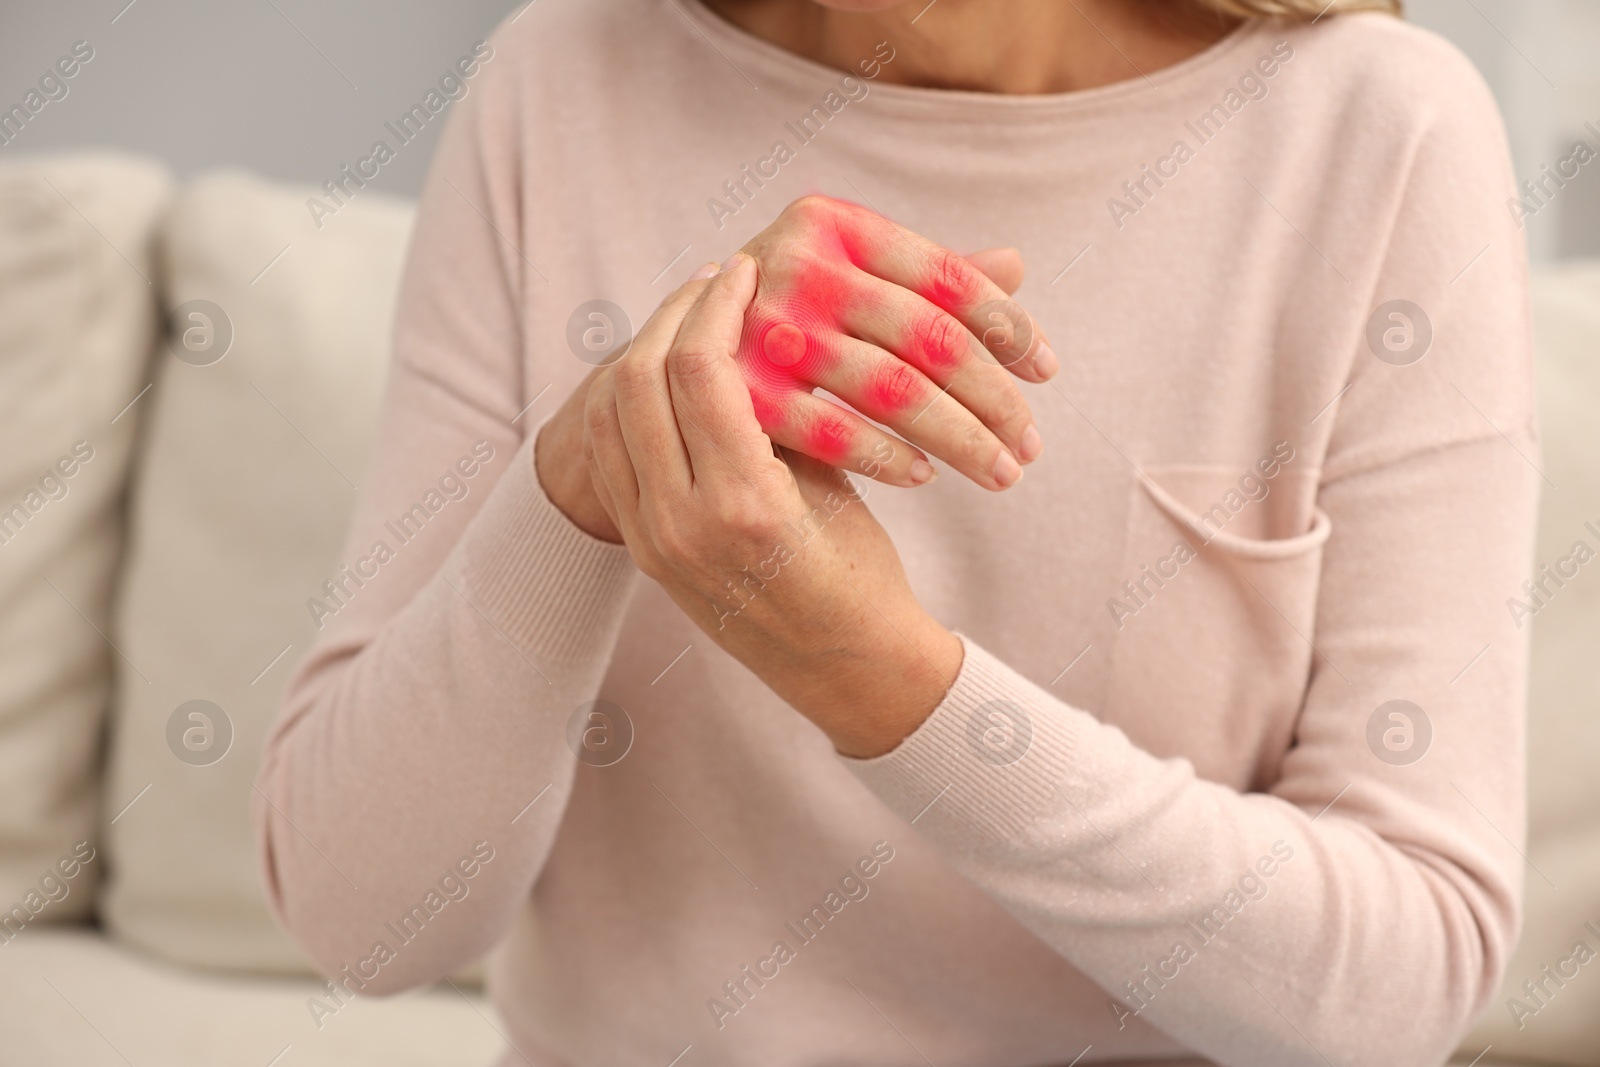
[456,433,637,664]
[843,636,1077,848]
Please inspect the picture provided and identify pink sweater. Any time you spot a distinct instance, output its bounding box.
[255,3,1539,1065]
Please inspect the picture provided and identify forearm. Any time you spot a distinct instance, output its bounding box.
[255,435,636,992]
[845,637,1514,1067]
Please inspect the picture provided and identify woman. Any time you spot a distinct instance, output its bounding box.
[256,0,1537,1064]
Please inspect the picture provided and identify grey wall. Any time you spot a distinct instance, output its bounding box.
[0,0,519,199]
[3,0,1596,260]
[1408,0,1600,262]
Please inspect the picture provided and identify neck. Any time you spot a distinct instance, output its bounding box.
[699,0,1243,95]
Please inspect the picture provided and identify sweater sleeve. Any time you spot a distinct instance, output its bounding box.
[844,42,1539,1067]
[252,43,636,994]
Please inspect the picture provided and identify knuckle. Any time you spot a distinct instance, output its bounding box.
[870,359,925,415]
[928,249,982,309]
[996,387,1034,437]
[611,361,655,402]
[958,420,994,468]
[713,494,774,541]
[808,409,855,461]
[583,394,615,436]
[652,516,696,563]
[669,341,724,383]
[786,194,836,227]
[916,311,968,374]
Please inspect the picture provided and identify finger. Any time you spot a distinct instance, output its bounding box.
[837,278,1040,469]
[778,444,866,513]
[962,247,1023,296]
[819,332,1025,490]
[839,206,1057,382]
[610,263,724,499]
[663,254,776,486]
[757,389,936,488]
[582,370,641,535]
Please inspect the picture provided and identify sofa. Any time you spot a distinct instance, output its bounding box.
[0,152,1594,1067]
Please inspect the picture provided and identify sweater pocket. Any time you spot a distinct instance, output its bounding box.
[1101,464,1331,791]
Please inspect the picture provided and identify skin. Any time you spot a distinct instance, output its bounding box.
[540,0,1240,757]
[736,195,1053,492]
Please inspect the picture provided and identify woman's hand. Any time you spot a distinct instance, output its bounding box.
[535,219,1041,543]
[735,195,1056,491]
[583,254,961,757]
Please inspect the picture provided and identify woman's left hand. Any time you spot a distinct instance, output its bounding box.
[582,253,962,758]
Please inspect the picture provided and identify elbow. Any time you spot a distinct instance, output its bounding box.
[254,768,498,999]
[252,753,440,998]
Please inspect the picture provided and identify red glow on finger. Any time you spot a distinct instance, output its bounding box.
[922,253,983,314]
[862,360,924,418]
[805,410,854,463]
[732,200,947,460]
[735,261,855,431]
[747,389,787,432]
[906,314,965,378]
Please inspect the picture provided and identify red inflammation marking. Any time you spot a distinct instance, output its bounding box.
[762,323,807,367]
[832,202,880,268]
[806,409,854,463]
[922,251,981,314]
[862,360,924,419]
[747,389,787,432]
[732,195,963,460]
[736,256,855,443]
[905,312,966,378]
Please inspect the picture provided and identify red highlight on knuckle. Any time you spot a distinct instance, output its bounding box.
[909,313,966,377]
[804,411,854,463]
[864,361,924,418]
[762,322,808,368]
[734,267,852,398]
[924,252,980,312]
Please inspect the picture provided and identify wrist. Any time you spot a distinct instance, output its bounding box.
[535,415,623,544]
[790,611,963,759]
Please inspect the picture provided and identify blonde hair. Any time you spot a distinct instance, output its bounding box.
[1193,0,1402,17]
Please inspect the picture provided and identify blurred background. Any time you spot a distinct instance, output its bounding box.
[3,0,1599,261]
[1,3,1597,1067]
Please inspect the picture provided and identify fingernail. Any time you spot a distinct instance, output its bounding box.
[910,458,937,485]
[1032,341,1059,379]
[689,261,721,281]
[993,450,1022,488]
[721,252,746,273]
[1018,425,1043,464]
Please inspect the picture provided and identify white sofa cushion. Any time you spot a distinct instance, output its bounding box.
[0,926,503,1066]
[0,153,169,931]
[100,171,412,973]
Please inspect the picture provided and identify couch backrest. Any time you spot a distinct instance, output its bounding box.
[98,169,413,973]
[0,154,169,937]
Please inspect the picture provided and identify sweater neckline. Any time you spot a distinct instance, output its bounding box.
[670,0,1270,122]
